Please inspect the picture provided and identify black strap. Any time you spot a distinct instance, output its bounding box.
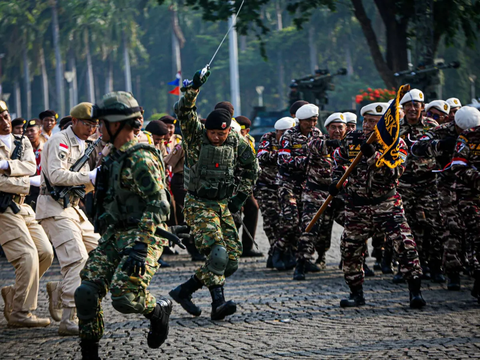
[350,188,396,206]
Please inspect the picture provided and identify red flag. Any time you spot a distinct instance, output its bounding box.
[169,86,180,95]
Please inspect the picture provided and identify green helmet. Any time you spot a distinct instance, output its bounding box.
[94,91,142,122]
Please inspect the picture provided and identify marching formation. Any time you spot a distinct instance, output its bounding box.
[0,68,480,360]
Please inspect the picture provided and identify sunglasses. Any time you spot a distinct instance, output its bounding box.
[426,111,445,121]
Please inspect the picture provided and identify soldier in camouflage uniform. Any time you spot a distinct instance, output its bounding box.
[168,70,258,320]
[255,117,295,268]
[274,104,322,271]
[449,106,480,303]
[294,112,346,280]
[411,99,465,290]
[331,102,425,309]
[397,89,444,282]
[74,92,174,359]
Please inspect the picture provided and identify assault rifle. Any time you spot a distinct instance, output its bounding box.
[45,137,102,208]
[0,120,28,214]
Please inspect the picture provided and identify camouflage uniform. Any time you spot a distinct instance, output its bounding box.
[254,131,281,249]
[78,138,168,341]
[411,121,464,274]
[333,130,422,287]
[398,117,443,269]
[175,91,258,288]
[276,125,321,251]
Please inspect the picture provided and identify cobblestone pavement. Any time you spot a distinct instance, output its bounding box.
[1,219,480,359]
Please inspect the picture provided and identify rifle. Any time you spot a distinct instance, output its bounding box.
[0,120,28,214]
[232,211,258,249]
[45,137,102,208]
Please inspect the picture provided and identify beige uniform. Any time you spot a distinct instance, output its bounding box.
[36,126,99,308]
[164,133,182,155]
[0,135,54,314]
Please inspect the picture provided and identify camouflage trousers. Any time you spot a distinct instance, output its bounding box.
[438,179,465,274]
[458,198,480,275]
[341,193,422,287]
[316,195,345,255]
[254,183,281,250]
[398,181,444,266]
[274,181,303,251]
[78,228,165,341]
[184,193,241,287]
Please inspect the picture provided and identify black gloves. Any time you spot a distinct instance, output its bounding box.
[328,183,340,197]
[192,68,211,90]
[360,143,376,158]
[122,242,148,277]
[169,225,191,241]
[438,137,457,152]
[228,192,249,214]
[326,139,341,149]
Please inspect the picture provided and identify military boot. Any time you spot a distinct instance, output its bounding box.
[340,286,365,308]
[59,307,79,335]
[430,262,446,283]
[209,286,236,320]
[8,311,50,328]
[392,266,406,284]
[169,276,203,316]
[381,250,394,274]
[421,264,431,280]
[315,251,326,270]
[145,298,172,349]
[271,247,286,271]
[283,248,296,270]
[1,285,14,322]
[408,278,426,309]
[364,262,375,277]
[266,254,273,269]
[471,271,480,303]
[305,260,321,273]
[447,273,461,291]
[372,248,383,271]
[46,281,63,322]
[80,339,101,360]
[293,260,306,281]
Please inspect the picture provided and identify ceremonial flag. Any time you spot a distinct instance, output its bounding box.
[168,87,180,95]
[168,72,181,86]
[373,84,408,169]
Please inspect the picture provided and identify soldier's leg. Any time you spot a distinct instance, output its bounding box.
[241,195,260,256]
[254,185,277,247]
[221,209,242,278]
[77,215,100,254]
[459,201,480,302]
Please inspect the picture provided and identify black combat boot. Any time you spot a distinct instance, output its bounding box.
[364,262,375,277]
[293,260,307,281]
[272,247,286,271]
[315,251,326,270]
[372,248,382,271]
[392,265,406,284]
[283,248,296,270]
[421,264,431,280]
[266,254,273,269]
[381,249,394,274]
[305,260,321,273]
[169,276,203,316]
[340,285,365,308]
[471,271,480,303]
[145,298,172,349]
[430,262,446,283]
[447,273,461,291]
[209,286,237,320]
[408,277,426,309]
[80,340,101,360]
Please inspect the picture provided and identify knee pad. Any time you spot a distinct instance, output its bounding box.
[206,245,229,276]
[75,281,101,321]
[224,259,239,277]
[111,292,145,314]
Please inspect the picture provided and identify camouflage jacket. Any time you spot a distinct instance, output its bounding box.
[399,116,439,184]
[333,130,408,198]
[305,135,338,190]
[451,126,480,199]
[277,124,322,184]
[257,131,279,186]
[411,120,458,183]
[174,89,258,196]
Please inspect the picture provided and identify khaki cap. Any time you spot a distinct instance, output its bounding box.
[70,102,97,121]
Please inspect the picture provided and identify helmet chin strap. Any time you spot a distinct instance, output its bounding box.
[104,121,127,144]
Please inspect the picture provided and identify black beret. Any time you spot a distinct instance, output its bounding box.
[11,117,26,127]
[59,116,73,130]
[39,109,57,120]
[289,100,309,116]
[26,118,41,128]
[214,101,234,117]
[146,120,169,136]
[159,115,177,125]
[235,116,251,129]
[205,109,232,130]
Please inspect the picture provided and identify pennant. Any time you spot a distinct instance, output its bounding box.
[168,72,181,86]
[373,84,406,169]
[169,87,180,95]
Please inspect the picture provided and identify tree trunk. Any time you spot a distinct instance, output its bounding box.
[14,79,21,117]
[308,23,317,74]
[51,0,65,116]
[105,54,113,94]
[123,32,132,93]
[276,0,285,109]
[84,29,95,103]
[68,53,78,105]
[39,48,49,110]
[22,39,31,119]
[351,0,396,88]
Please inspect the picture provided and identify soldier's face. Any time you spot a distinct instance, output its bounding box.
[346,123,356,132]
[26,126,40,144]
[166,124,175,140]
[299,117,317,135]
[426,108,448,124]
[362,114,381,134]
[449,107,460,122]
[327,122,346,140]
[403,101,424,123]
[12,124,23,135]
[275,129,286,142]
[240,128,250,137]
[0,111,11,135]
[152,134,165,147]
[42,116,56,132]
[206,128,231,146]
[72,118,98,140]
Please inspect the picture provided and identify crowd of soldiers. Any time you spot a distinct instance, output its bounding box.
[1,66,480,359]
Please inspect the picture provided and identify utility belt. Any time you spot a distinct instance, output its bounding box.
[350,188,396,206]
[40,187,80,208]
[399,172,436,185]
[187,190,229,201]
[305,181,329,192]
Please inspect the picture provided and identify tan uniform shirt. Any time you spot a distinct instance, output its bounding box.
[164,134,182,155]
[39,133,48,145]
[36,126,93,220]
[0,135,36,196]
[164,142,184,174]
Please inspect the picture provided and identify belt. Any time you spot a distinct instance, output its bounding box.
[400,172,436,184]
[40,187,80,207]
[187,190,228,201]
[350,188,396,206]
[305,181,329,192]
